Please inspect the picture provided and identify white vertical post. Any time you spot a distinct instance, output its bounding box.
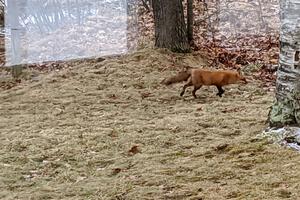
[7,0,22,65]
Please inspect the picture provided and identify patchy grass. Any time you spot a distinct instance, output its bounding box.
[0,48,300,200]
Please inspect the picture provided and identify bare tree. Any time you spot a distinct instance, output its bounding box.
[152,0,190,53]
[187,0,194,44]
[268,0,300,127]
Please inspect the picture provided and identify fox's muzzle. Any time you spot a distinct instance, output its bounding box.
[241,78,247,84]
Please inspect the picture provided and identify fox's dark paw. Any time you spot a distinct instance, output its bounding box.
[216,93,222,97]
[180,92,184,97]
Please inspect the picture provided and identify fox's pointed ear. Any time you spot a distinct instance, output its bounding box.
[182,65,190,72]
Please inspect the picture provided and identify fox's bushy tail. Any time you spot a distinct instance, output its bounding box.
[161,67,192,85]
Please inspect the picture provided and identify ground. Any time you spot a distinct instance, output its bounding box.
[0,49,300,200]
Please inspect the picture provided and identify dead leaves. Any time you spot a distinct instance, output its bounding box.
[109,145,141,176]
[196,107,203,111]
[128,145,141,156]
[107,93,118,99]
[0,80,19,90]
[111,168,122,175]
[221,107,245,113]
[140,92,152,99]
[253,64,277,86]
[214,143,229,152]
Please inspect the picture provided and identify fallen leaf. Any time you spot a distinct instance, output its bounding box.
[128,145,140,155]
[214,143,229,152]
[196,107,203,111]
[112,168,122,175]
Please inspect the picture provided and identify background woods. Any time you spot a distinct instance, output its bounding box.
[140,0,280,84]
[1,0,280,73]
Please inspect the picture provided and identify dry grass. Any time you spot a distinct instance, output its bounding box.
[1,49,300,200]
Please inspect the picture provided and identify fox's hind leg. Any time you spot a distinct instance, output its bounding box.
[192,85,202,99]
[216,86,225,97]
[180,78,193,97]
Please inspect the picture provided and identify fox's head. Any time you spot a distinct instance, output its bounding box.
[236,69,247,84]
[237,73,247,84]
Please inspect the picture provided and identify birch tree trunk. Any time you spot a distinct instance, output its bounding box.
[152,0,190,53]
[269,0,300,127]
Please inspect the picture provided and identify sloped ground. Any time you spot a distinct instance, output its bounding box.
[0,49,300,200]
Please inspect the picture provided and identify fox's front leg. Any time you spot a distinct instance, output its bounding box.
[192,85,202,99]
[216,86,225,97]
[180,79,193,97]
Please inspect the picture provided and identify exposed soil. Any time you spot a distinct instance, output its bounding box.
[1,49,300,200]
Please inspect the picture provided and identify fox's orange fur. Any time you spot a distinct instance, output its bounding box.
[163,68,247,98]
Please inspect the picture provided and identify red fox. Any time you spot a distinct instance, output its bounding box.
[162,67,247,98]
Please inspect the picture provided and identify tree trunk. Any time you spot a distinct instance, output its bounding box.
[152,0,190,53]
[187,0,194,44]
[268,0,300,127]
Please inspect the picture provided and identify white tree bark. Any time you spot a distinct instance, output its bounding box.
[269,0,300,127]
